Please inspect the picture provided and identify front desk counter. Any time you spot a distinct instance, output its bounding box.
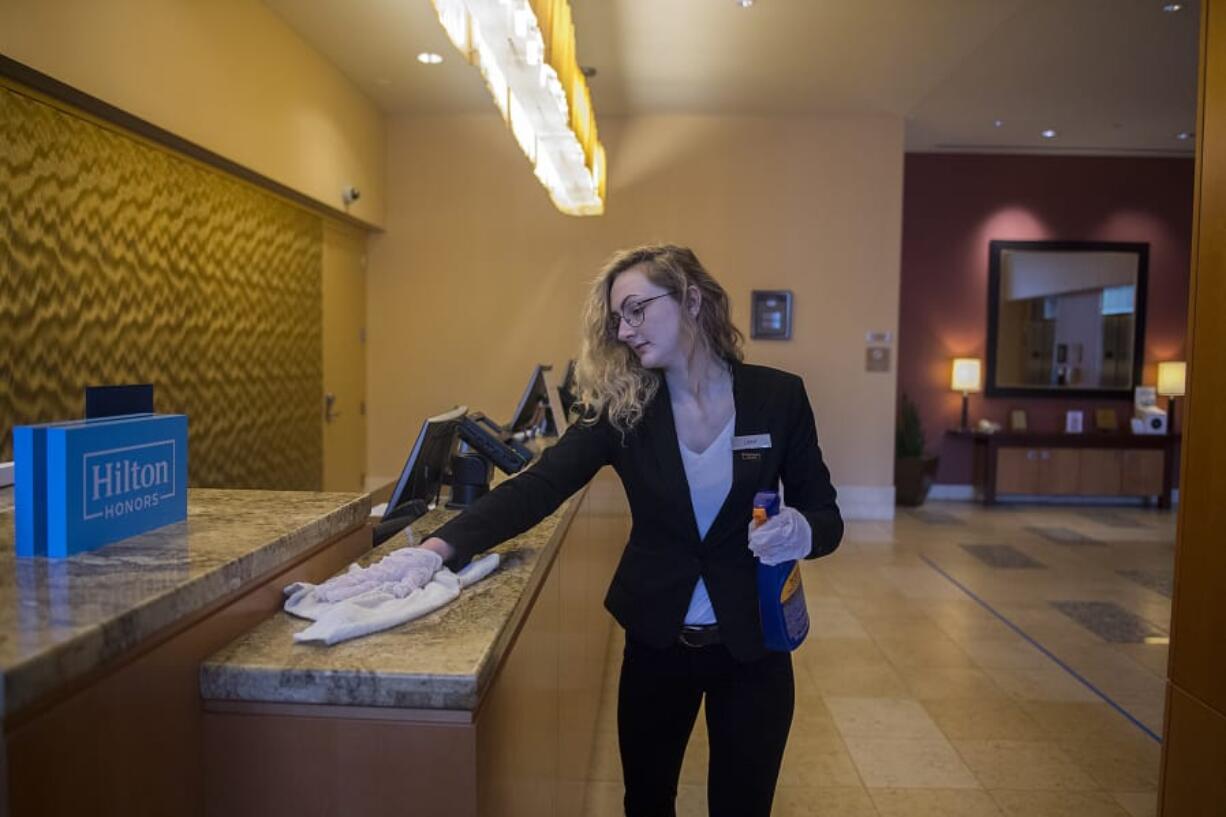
[199,467,630,817]
[0,488,372,817]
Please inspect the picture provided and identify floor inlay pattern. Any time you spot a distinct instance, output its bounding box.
[1027,526,1105,546]
[961,544,1046,569]
[1050,600,1168,644]
[1116,569,1173,599]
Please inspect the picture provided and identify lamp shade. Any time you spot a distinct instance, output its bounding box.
[1157,361,1186,397]
[951,358,983,393]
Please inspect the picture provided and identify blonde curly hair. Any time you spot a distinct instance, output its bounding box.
[574,245,744,435]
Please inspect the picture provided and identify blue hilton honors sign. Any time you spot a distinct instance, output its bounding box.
[14,414,188,558]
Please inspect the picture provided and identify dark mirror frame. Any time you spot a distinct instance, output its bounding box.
[985,239,1149,400]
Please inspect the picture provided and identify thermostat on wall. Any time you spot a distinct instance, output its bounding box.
[751,290,793,340]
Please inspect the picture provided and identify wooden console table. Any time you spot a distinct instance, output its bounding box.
[947,430,1181,508]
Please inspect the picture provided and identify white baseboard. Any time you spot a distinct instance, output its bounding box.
[994,494,1176,507]
[835,485,896,520]
[928,483,974,501]
[927,482,1181,507]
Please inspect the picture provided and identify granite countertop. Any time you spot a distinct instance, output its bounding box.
[0,488,368,719]
[199,486,586,711]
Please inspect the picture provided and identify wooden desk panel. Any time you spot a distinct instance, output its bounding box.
[201,469,631,817]
[1079,449,1123,495]
[1042,448,1081,495]
[5,522,370,817]
[952,431,1179,506]
[1123,450,1165,496]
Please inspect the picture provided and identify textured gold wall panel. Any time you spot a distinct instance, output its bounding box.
[0,85,323,489]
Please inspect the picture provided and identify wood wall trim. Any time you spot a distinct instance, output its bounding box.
[1160,0,1226,811]
[1167,0,1226,713]
[0,53,381,234]
[1161,684,1226,816]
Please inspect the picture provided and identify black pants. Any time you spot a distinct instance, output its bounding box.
[617,635,795,817]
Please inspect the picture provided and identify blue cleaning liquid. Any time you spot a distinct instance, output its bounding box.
[753,491,810,652]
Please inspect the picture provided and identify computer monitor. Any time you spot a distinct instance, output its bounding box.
[541,365,569,435]
[508,364,568,438]
[85,384,154,419]
[557,359,577,419]
[383,405,466,525]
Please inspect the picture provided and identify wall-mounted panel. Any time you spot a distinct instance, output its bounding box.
[0,84,323,489]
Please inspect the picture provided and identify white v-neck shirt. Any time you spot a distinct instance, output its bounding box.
[676,412,735,625]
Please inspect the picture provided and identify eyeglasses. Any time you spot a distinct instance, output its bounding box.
[607,291,676,335]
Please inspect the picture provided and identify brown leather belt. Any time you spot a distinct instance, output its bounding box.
[678,624,722,648]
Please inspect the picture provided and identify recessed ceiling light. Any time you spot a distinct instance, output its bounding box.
[417,52,444,65]
[1163,3,1183,12]
[1177,131,1194,140]
[1041,129,1058,139]
[993,119,1005,128]
[735,0,754,7]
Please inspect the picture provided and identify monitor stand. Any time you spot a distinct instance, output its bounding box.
[371,498,429,547]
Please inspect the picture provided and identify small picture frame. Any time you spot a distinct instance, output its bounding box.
[751,290,793,340]
[1094,408,1118,432]
[1009,409,1028,432]
[1065,410,1084,434]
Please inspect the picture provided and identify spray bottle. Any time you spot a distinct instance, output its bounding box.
[753,490,810,651]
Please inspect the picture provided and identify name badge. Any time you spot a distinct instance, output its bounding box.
[732,433,772,451]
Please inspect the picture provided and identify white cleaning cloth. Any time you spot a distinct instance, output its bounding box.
[285,552,501,646]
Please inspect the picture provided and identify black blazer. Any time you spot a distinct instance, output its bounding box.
[432,361,843,661]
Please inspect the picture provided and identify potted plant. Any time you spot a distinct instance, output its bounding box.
[895,393,940,506]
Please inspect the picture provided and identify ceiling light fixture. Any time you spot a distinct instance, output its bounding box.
[431,0,606,216]
[416,52,444,65]
[993,119,1004,128]
[735,0,756,7]
[1162,3,1183,12]
[1177,131,1194,140]
[1040,129,1058,139]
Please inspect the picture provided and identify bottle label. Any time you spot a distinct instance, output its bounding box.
[780,562,802,602]
[780,563,809,642]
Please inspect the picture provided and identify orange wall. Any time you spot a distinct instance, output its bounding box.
[367,113,904,516]
[0,0,385,225]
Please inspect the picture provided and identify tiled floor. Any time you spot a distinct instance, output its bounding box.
[582,502,1175,817]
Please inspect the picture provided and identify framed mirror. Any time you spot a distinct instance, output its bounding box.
[986,240,1148,399]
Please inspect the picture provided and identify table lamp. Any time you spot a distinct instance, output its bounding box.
[951,358,983,431]
[1157,361,1186,434]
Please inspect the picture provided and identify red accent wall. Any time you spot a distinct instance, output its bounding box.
[899,154,1194,485]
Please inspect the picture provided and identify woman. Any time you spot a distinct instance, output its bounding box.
[420,244,843,816]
